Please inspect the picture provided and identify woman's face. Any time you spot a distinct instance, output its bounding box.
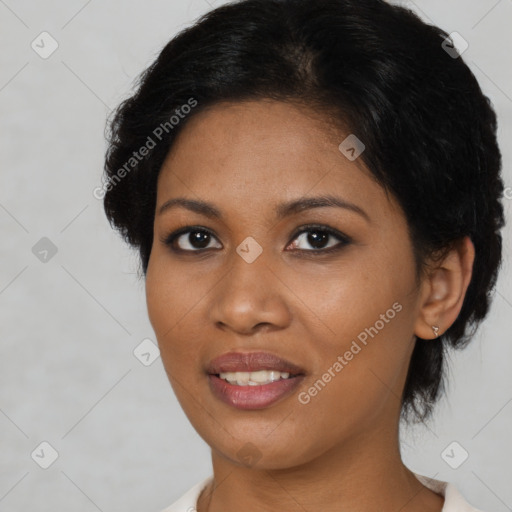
[146,99,424,469]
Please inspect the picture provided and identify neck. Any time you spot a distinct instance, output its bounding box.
[197,420,444,512]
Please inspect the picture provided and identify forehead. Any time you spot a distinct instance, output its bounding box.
[156,99,392,219]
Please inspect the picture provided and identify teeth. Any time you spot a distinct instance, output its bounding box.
[219,370,292,386]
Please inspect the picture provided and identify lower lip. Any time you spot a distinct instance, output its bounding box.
[208,374,305,410]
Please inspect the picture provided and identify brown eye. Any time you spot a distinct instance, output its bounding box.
[162,224,350,255]
[287,225,351,252]
[163,227,222,251]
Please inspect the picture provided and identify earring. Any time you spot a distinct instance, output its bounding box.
[432,325,440,338]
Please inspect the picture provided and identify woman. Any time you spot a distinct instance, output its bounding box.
[102,0,505,510]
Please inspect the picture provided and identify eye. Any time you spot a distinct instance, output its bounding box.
[286,224,351,253]
[161,224,351,254]
[162,226,222,252]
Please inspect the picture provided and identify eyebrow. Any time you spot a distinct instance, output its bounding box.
[158,194,370,222]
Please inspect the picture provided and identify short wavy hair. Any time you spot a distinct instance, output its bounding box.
[102,0,505,423]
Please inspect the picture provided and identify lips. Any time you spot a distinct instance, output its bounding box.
[206,351,306,375]
[206,351,306,410]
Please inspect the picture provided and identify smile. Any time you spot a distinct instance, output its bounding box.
[208,373,305,410]
[206,351,306,409]
[219,370,292,386]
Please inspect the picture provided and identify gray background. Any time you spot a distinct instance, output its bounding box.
[1,0,511,511]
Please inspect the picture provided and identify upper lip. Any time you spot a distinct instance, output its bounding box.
[206,351,306,375]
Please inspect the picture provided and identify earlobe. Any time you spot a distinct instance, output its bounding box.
[414,236,475,340]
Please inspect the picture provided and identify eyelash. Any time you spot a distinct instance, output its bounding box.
[160,224,352,256]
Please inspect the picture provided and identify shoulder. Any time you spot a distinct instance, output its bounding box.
[413,472,485,512]
[159,476,213,512]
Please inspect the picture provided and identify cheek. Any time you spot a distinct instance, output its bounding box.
[145,260,171,338]
[284,250,418,416]
[281,250,415,349]
[146,251,201,335]
[145,257,187,363]
[289,308,415,453]
[145,254,212,377]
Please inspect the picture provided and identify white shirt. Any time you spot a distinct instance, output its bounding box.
[160,472,484,512]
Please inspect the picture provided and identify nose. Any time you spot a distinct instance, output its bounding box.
[208,251,292,335]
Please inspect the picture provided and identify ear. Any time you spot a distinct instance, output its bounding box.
[414,236,475,340]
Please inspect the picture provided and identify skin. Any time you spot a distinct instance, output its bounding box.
[145,99,475,512]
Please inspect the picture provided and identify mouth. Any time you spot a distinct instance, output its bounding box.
[216,369,298,386]
[206,351,306,410]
